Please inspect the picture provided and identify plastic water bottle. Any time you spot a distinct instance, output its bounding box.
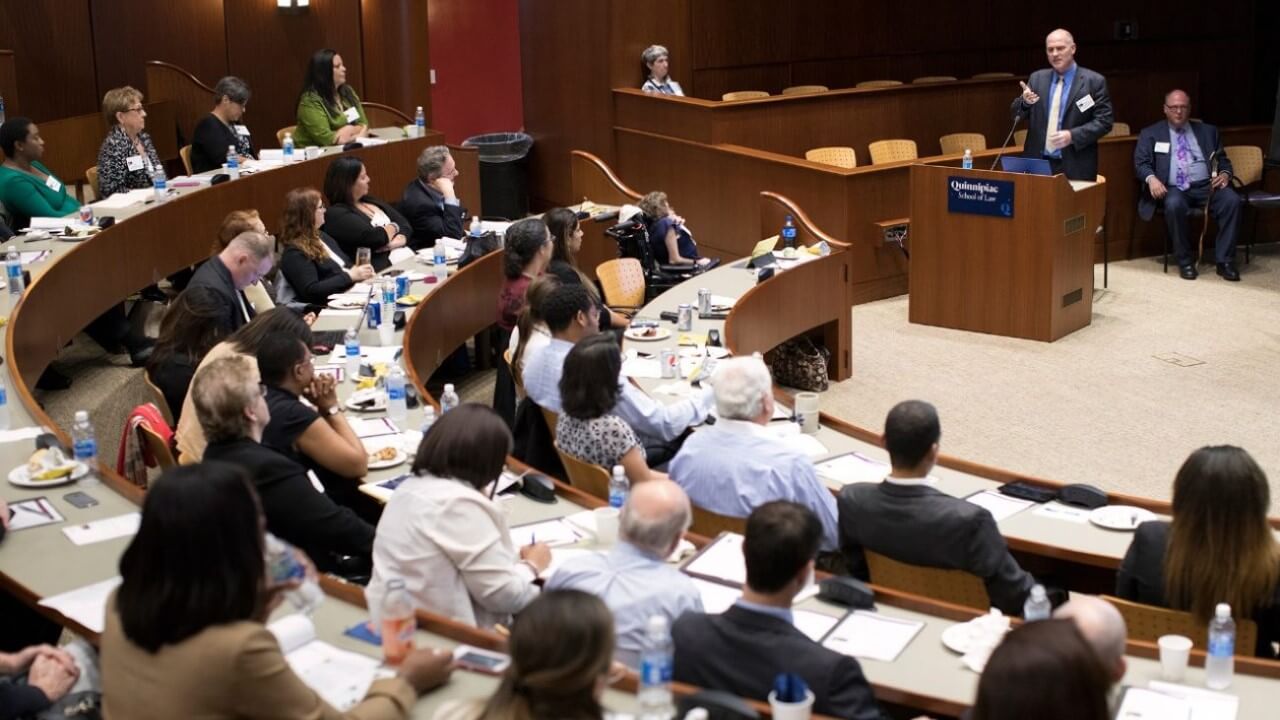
[639,615,675,719]
[419,406,437,436]
[380,578,416,665]
[264,534,324,614]
[1206,603,1235,689]
[414,106,426,138]
[962,148,974,170]
[5,245,24,301]
[386,365,408,422]
[151,163,167,202]
[225,145,240,179]
[71,410,99,485]
[608,465,629,509]
[344,328,361,379]
[282,132,295,163]
[469,215,483,238]
[780,214,797,249]
[439,383,459,413]
[0,375,10,431]
[1023,584,1051,621]
[432,239,448,281]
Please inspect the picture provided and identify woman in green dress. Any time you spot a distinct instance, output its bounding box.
[0,118,79,229]
[293,49,369,147]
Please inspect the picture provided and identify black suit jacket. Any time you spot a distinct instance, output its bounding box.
[185,255,252,334]
[672,606,883,720]
[279,245,354,304]
[1133,120,1232,222]
[838,482,1035,615]
[399,179,468,251]
[1117,521,1280,658]
[322,197,411,271]
[1010,65,1113,180]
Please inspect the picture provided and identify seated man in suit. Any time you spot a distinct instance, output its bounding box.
[400,145,468,250]
[547,479,702,667]
[186,230,275,334]
[672,501,883,720]
[1134,89,1241,281]
[838,400,1036,615]
[668,356,838,551]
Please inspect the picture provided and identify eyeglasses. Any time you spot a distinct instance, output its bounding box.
[123,106,145,114]
[1164,104,1189,111]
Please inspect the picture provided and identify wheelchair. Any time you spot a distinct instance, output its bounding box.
[604,216,716,301]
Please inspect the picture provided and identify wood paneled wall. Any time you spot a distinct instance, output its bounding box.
[0,51,16,114]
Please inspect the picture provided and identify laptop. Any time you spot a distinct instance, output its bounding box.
[1000,156,1054,176]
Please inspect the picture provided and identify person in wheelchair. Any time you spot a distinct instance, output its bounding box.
[637,191,714,267]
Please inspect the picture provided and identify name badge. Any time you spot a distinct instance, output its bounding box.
[343,106,360,123]
[1075,94,1095,112]
[44,175,62,192]
[234,124,251,136]
[125,155,144,172]
[1154,142,1170,154]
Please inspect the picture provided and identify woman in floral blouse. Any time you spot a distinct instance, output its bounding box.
[95,86,163,199]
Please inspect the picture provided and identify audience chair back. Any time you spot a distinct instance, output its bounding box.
[1102,595,1258,653]
[503,348,524,398]
[721,91,769,101]
[913,76,957,84]
[179,145,194,176]
[1106,122,1131,137]
[804,146,857,169]
[1226,145,1264,186]
[781,85,828,96]
[362,101,413,128]
[596,258,646,310]
[1013,129,1028,147]
[868,139,919,165]
[972,72,1016,79]
[276,125,297,147]
[85,166,99,196]
[939,133,988,156]
[554,445,610,501]
[690,504,747,537]
[856,80,902,89]
[138,424,177,473]
[864,551,989,611]
[142,371,175,426]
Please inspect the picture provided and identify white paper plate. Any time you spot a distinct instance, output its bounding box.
[367,448,407,470]
[1089,505,1157,531]
[624,327,671,342]
[8,462,88,488]
[678,346,730,359]
[327,297,366,310]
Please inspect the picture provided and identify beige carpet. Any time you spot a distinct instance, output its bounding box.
[824,245,1280,509]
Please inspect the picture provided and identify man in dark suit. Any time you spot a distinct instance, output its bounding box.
[186,230,274,334]
[1134,89,1241,281]
[1011,28,1113,181]
[838,400,1036,616]
[672,502,883,720]
[399,145,469,250]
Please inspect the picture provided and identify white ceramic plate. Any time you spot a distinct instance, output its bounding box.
[1089,505,1157,531]
[367,448,407,470]
[624,327,671,342]
[327,297,366,310]
[8,462,88,488]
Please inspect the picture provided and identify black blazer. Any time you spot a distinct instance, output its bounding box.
[399,178,468,251]
[1133,120,1232,221]
[279,244,354,304]
[190,113,256,174]
[203,438,374,571]
[838,481,1035,615]
[672,606,883,720]
[322,197,410,272]
[185,256,252,334]
[1117,521,1280,657]
[1010,65,1113,181]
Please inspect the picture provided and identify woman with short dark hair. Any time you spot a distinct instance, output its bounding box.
[190,76,256,173]
[0,118,79,227]
[971,620,1111,720]
[556,334,656,485]
[321,156,409,271]
[146,286,229,423]
[294,49,368,147]
[102,462,454,718]
[365,404,551,629]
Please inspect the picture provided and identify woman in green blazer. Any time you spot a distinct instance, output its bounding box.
[0,118,79,229]
[293,49,369,148]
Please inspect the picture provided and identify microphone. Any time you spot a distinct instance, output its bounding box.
[989,115,1023,171]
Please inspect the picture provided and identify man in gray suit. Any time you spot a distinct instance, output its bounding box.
[837,400,1036,615]
[1011,28,1113,181]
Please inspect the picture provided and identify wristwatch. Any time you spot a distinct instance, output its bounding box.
[324,405,343,417]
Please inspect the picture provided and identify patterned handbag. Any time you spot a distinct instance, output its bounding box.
[765,337,830,392]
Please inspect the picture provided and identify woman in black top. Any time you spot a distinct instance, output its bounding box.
[145,286,228,423]
[320,156,409,271]
[277,187,375,305]
[544,207,627,331]
[190,76,256,174]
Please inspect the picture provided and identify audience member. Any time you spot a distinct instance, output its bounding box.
[837,400,1035,615]
[508,275,559,389]
[194,354,375,573]
[1054,595,1128,685]
[672,501,882,719]
[145,286,229,423]
[547,479,699,666]
[432,590,614,720]
[400,145,468,249]
[496,218,554,332]
[544,207,627,330]
[970,620,1111,720]
[1134,89,1241,280]
[638,191,708,266]
[640,45,684,96]
[1117,445,1280,657]
[277,187,374,305]
[211,209,278,312]
[186,229,274,334]
[0,118,78,226]
[366,404,549,630]
[322,156,409,271]
[101,463,452,718]
[294,49,369,148]
[670,356,837,549]
[95,86,163,199]
[190,76,256,174]
[0,633,79,720]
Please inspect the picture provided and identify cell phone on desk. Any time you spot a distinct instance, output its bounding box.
[64,491,98,509]
[453,645,510,674]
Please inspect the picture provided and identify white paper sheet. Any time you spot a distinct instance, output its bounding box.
[815,452,890,486]
[89,188,154,209]
[1145,681,1238,720]
[1031,501,1093,524]
[965,490,1034,522]
[26,217,74,230]
[541,548,600,580]
[0,426,47,444]
[822,610,924,662]
[622,357,663,379]
[683,532,746,586]
[268,615,380,711]
[350,417,401,440]
[1116,688,1193,720]
[690,577,741,614]
[62,513,140,546]
[794,609,841,642]
[37,576,122,633]
[508,518,583,548]
[387,247,415,264]
[7,497,64,530]
[20,251,50,264]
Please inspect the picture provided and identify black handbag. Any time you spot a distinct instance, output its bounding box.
[457,231,502,270]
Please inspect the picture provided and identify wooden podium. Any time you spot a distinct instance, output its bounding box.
[908,165,1107,342]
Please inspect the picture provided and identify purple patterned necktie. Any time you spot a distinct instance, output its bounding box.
[1174,129,1190,191]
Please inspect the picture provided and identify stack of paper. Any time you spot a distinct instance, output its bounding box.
[63,513,140,546]
[268,615,382,711]
[38,577,122,634]
[822,611,924,662]
[815,452,891,486]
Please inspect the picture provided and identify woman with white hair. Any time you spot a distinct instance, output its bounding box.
[640,44,684,96]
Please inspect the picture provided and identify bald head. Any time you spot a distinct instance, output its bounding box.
[620,479,691,557]
[1045,28,1077,73]
[1054,595,1127,682]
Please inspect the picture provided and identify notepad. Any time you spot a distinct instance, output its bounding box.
[822,610,924,662]
[683,532,746,586]
[38,576,121,633]
[8,497,64,530]
[815,452,891,486]
[350,417,401,440]
[62,513,140,545]
[508,518,583,548]
[794,609,842,643]
[268,615,384,711]
[965,490,1034,522]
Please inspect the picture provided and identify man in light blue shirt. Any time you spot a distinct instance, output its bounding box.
[669,356,838,551]
[547,479,702,666]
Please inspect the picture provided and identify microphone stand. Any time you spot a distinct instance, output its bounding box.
[1197,150,1219,265]
[989,115,1023,171]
